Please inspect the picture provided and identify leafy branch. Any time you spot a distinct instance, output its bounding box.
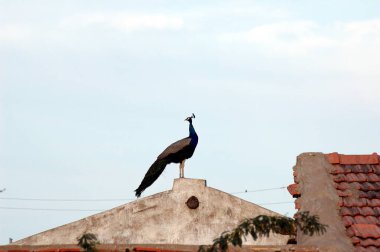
[199,211,327,252]
[77,232,99,252]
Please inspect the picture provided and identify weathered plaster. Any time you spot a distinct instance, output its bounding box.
[14,178,288,246]
[294,153,354,252]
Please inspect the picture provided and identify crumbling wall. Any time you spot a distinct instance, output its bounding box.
[293,153,354,252]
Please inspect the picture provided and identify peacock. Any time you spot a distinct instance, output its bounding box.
[135,114,198,197]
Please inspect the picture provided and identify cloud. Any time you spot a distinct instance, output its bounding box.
[61,13,184,32]
[0,24,33,42]
[220,21,337,55]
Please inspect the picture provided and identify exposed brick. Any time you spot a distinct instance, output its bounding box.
[287,184,300,197]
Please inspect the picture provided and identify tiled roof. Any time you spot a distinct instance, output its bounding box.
[289,152,380,252]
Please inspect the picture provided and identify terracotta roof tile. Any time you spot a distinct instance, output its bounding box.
[353,216,370,225]
[337,189,353,197]
[359,207,376,216]
[341,207,360,216]
[351,236,361,244]
[327,152,340,164]
[342,216,355,227]
[291,153,380,250]
[345,174,365,182]
[348,224,380,238]
[368,173,380,182]
[374,207,380,215]
[367,199,380,207]
[360,238,380,247]
[361,182,380,191]
[354,245,380,252]
[343,198,367,207]
[373,165,380,174]
[350,164,373,174]
[287,184,300,198]
[333,174,346,182]
[330,165,346,174]
[336,182,350,190]
[359,191,380,199]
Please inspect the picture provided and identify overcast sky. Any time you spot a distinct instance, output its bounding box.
[1,0,380,244]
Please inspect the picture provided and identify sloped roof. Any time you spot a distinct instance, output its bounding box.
[288,152,380,252]
[13,178,288,246]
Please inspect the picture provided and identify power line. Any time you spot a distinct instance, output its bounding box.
[0,186,287,202]
[259,201,293,205]
[0,201,294,212]
[0,197,134,202]
[0,206,103,212]
[230,186,286,195]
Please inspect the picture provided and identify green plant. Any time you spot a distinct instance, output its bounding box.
[77,232,99,252]
[198,211,327,252]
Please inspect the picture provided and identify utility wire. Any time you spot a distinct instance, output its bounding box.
[0,206,103,212]
[0,186,287,202]
[0,201,294,212]
[0,186,291,212]
[230,186,286,195]
[0,197,135,202]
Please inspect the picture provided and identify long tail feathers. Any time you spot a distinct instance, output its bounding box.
[135,159,168,197]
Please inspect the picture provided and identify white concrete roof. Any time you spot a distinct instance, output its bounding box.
[14,178,289,246]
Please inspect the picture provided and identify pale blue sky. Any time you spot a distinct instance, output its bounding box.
[1,0,380,244]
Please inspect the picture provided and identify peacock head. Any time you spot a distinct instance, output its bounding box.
[185,113,195,124]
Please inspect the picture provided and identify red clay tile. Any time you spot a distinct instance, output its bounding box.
[360,182,376,191]
[354,246,366,252]
[355,246,380,252]
[349,224,380,238]
[340,153,379,165]
[341,207,360,216]
[292,153,380,250]
[336,182,350,190]
[368,173,380,182]
[350,182,362,190]
[351,164,373,173]
[333,174,346,182]
[375,182,380,190]
[367,199,380,207]
[287,184,300,197]
[343,198,367,207]
[359,207,376,216]
[338,190,353,197]
[133,248,160,252]
[357,173,368,182]
[373,207,380,215]
[346,173,367,183]
[359,191,380,199]
[327,152,340,164]
[373,165,380,174]
[330,165,346,174]
[342,216,355,226]
[365,216,380,225]
[337,198,343,207]
[351,236,361,244]
[360,238,380,247]
[354,216,369,224]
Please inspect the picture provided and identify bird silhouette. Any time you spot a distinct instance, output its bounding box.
[135,114,198,197]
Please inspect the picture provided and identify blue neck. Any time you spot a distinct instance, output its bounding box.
[189,123,197,138]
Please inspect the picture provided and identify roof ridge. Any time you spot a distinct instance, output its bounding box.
[327,152,379,165]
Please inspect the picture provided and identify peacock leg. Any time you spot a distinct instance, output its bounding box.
[180,160,185,178]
